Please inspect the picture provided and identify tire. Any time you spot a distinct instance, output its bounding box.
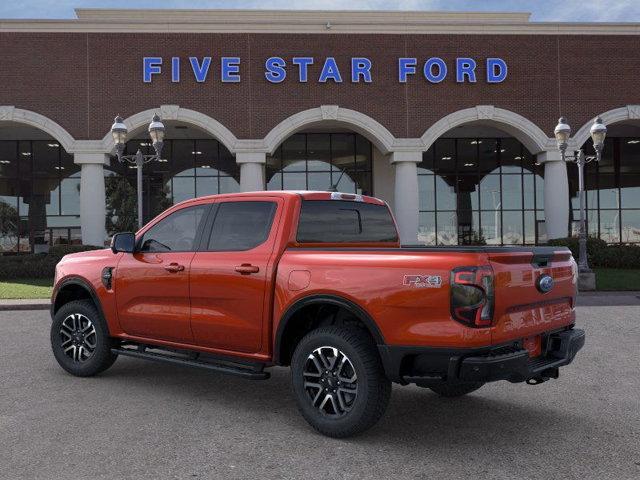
[429,382,484,398]
[290,326,391,438]
[50,299,118,377]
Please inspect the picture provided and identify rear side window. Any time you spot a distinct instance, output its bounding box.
[297,200,398,243]
[207,201,277,251]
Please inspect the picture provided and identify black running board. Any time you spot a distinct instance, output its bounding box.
[111,346,270,380]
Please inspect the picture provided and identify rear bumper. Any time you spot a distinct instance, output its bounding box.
[378,327,585,385]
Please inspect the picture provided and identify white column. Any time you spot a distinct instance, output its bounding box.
[538,151,569,240]
[237,152,266,192]
[75,153,109,247]
[391,150,421,245]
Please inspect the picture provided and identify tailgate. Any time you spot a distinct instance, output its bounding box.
[489,247,577,347]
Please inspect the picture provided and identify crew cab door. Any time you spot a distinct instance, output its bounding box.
[115,204,209,343]
[189,198,281,353]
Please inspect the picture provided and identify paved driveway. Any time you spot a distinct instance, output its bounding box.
[1,307,638,480]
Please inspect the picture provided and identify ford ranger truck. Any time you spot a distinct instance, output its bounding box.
[50,191,584,438]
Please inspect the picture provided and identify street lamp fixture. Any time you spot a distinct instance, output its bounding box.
[553,116,607,276]
[110,113,166,229]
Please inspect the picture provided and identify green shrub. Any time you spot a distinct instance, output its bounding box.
[548,237,640,269]
[0,245,103,280]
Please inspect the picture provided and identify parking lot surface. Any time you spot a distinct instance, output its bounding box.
[1,307,638,480]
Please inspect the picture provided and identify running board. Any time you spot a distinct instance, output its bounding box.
[111,346,270,380]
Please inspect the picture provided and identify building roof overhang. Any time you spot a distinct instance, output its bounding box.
[0,8,638,34]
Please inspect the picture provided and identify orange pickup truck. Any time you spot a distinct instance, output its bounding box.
[50,191,584,437]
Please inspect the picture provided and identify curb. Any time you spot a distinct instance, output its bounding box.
[0,301,50,312]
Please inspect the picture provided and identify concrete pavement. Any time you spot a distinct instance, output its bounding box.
[0,307,639,479]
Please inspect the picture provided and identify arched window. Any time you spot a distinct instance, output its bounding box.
[418,137,544,246]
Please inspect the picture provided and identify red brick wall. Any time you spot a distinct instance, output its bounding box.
[0,32,638,142]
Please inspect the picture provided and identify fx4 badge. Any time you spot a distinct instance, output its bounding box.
[403,275,443,288]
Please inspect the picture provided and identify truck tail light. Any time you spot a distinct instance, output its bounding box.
[450,265,495,328]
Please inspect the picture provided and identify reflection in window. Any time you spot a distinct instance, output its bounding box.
[569,136,640,244]
[418,137,543,246]
[0,140,80,253]
[107,138,239,234]
[266,133,372,195]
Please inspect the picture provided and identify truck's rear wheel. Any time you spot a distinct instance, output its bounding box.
[290,326,391,438]
[429,382,484,398]
[51,300,118,377]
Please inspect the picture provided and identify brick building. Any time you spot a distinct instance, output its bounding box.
[0,8,639,250]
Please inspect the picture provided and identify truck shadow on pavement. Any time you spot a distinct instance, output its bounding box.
[97,357,587,448]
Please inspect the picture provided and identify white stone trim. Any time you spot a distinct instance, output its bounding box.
[0,106,76,152]
[571,105,640,149]
[263,105,396,155]
[420,105,553,154]
[100,105,239,155]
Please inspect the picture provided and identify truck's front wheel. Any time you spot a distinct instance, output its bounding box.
[290,326,391,438]
[51,300,118,377]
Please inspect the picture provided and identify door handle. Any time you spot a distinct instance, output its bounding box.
[235,264,260,275]
[164,263,185,273]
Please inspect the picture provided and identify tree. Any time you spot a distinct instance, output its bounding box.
[0,200,19,251]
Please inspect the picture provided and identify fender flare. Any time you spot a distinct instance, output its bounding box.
[51,276,107,330]
[273,294,385,365]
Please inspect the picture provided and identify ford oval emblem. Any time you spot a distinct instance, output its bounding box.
[537,274,554,293]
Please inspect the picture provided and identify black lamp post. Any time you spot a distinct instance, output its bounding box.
[111,114,165,229]
[553,116,607,273]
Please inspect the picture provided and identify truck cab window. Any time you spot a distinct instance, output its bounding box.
[139,205,207,252]
[207,201,277,251]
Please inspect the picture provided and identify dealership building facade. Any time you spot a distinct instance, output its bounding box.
[0,9,639,251]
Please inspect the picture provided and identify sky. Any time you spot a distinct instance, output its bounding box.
[0,0,639,22]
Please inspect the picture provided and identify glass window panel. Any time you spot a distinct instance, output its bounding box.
[418,174,435,211]
[355,134,371,171]
[218,144,239,179]
[418,211,436,245]
[335,170,357,194]
[524,211,537,244]
[502,210,523,245]
[479,174,500,211]
[621,210,640,243]
[171,140,196,177]
[436,211,458,245]
[499,139,522,173]
[140,205,207,252]
[32,141,58,177]
[599,210,620,243]
[435,175,456,210]
[208,202,276,251]
[18,141,32,177]
[457,138,478,172]
[502,175,523,210]
[282,172,307,190]
[481,211,501,245]
[307,172,332,191]
[60,149,79,177]
[523,175,535,210]
[0,141,17,178]
[332,134,355,172]
[219,176,240,194]
[194,139,218,175]
[281,135,306,171]
[196,177,218,197]
[419,146,435,172]
[266,171,281,190]
[70,227,83,246]
[434,138,456,174]
[0,179,20,252]
[596,137,615,173]
[535,175,544,210]
[60,177,80,215]
[306,134,331,171]
[456,175,479,210]
[478,138,499,174]
[620,137,640,173]
[621,175,640,208]
[457,210,480,245]
[598,175,619,209]
[171,177,195,204]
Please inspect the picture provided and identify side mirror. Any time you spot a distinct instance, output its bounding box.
[111,232,136,254]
